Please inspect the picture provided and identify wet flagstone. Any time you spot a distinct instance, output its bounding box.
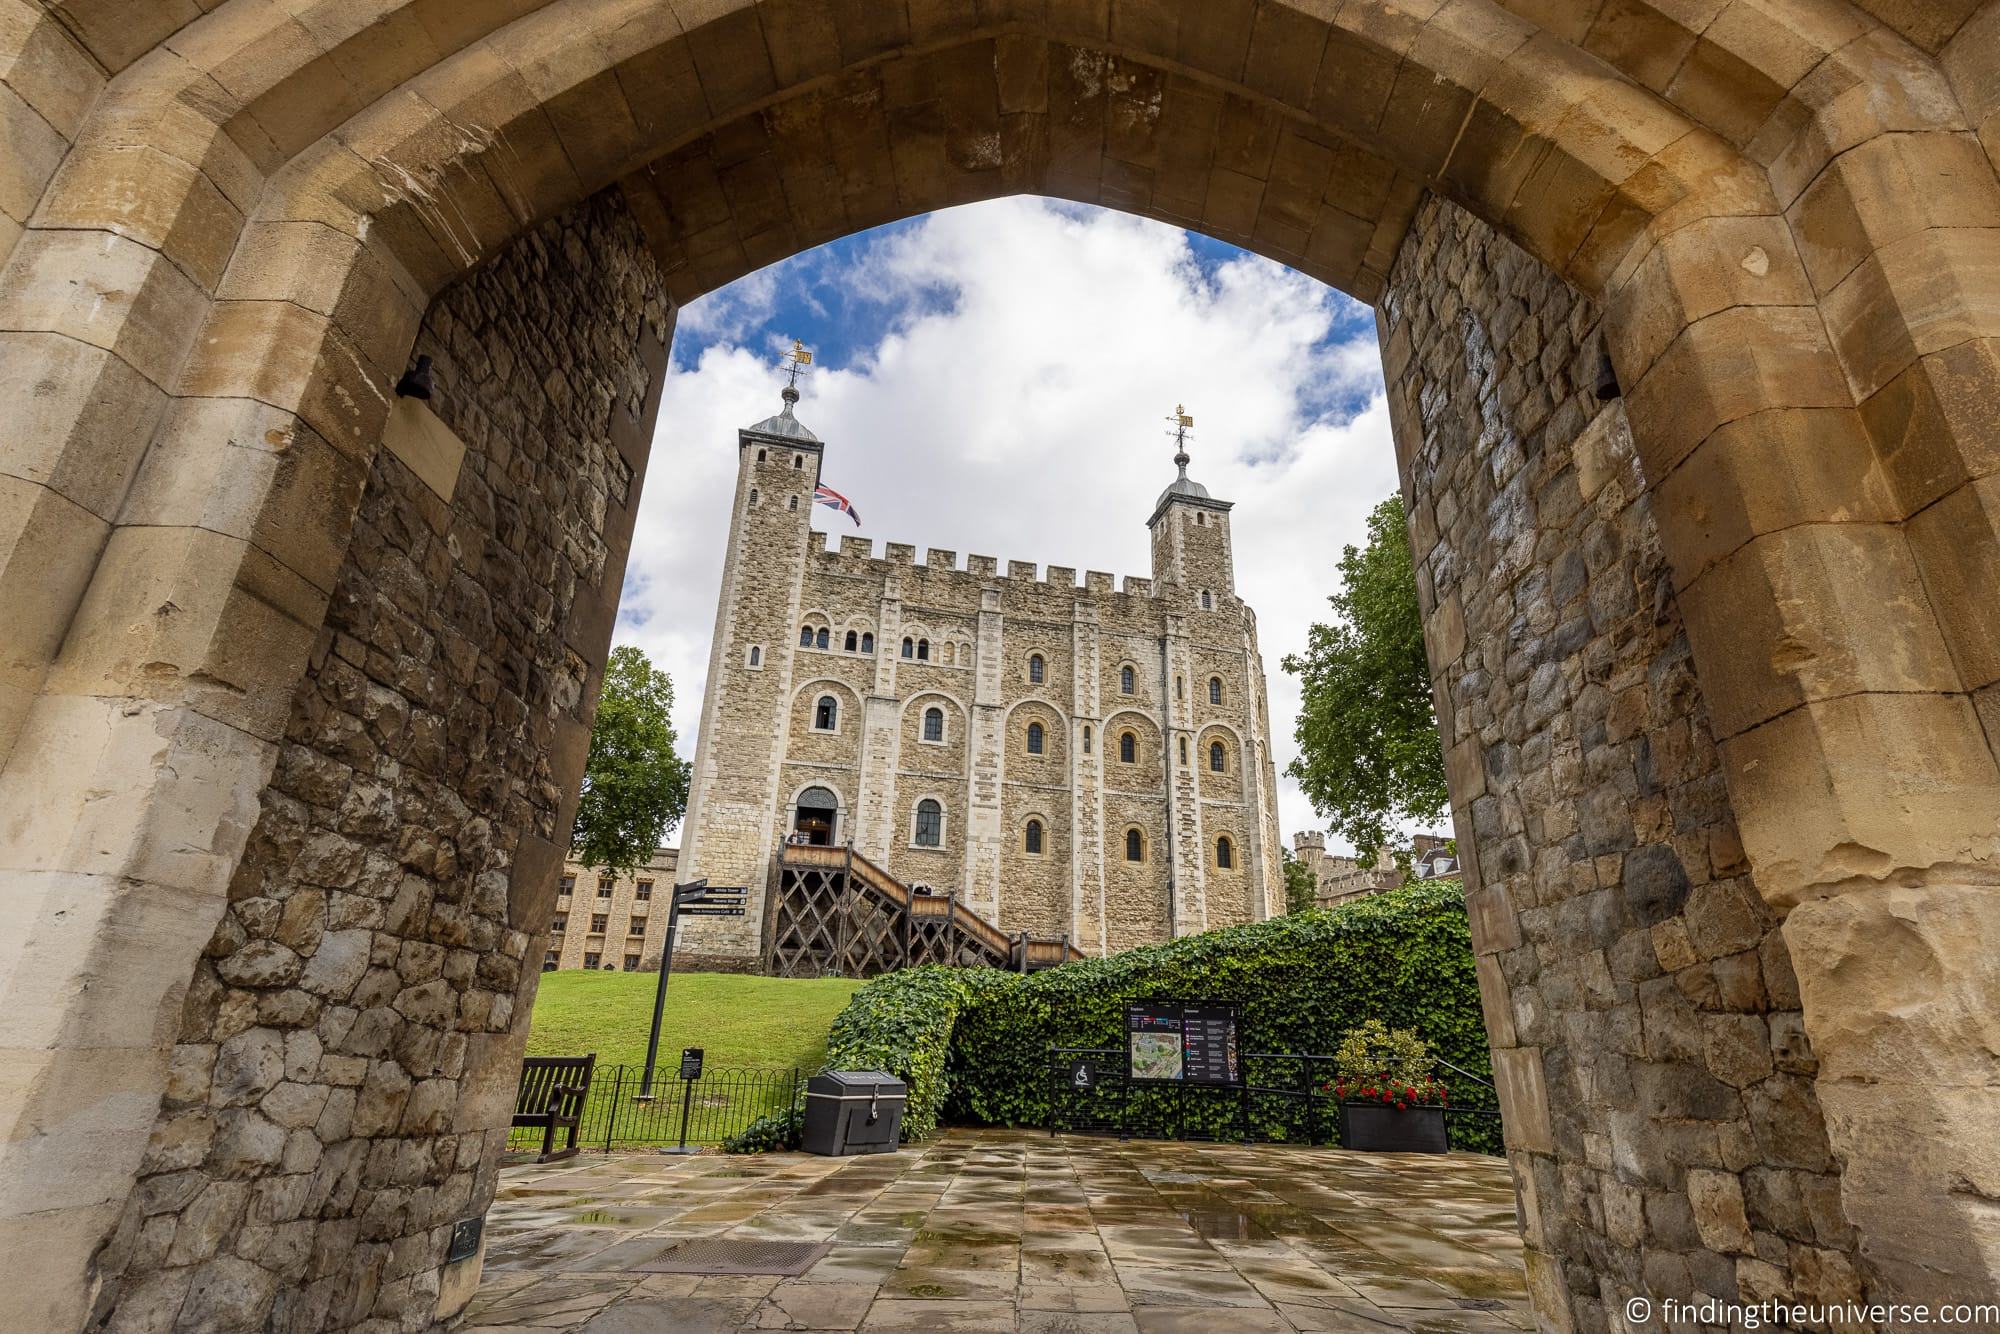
[464,1128,1529,1332]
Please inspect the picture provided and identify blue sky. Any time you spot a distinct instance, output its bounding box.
[622,198,1402,847]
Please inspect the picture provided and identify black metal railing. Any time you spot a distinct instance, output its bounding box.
[507,1064,804,1154]
[1048,1047,1504,1154]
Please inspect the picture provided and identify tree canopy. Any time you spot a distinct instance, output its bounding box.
[1281,494,1448,862]
[1281,848,1319,916]
[571,645,692,876]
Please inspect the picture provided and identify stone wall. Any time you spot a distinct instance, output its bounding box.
[1381,197,1868,1331]
[86,190,670,1334]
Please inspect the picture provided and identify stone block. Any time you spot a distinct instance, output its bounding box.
[177,300,395,462]
[1786,131,2000,295]
[0,228,206,391]
[1677,523,1959,741]
[1821,226,2000,401]
[1718,692,2000,905]
[1859,336,2000,515]
[1905,474,2000,691]
[1493,1047,1554,1153]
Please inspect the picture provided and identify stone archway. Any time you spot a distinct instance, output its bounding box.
[2,2,1997,1330]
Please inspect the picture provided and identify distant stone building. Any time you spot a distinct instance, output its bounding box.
[543,847,678,972]
[679,385,1286,964]
[1292,830,1456,908]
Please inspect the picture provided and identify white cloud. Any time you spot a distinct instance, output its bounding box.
[617,198,1402,853]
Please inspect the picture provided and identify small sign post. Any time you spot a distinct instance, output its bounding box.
[663,1046,705,1156]
[639,881,746,1099]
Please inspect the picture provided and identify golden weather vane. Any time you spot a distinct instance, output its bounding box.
[781,339,814,394]
[1166,404,1194,468]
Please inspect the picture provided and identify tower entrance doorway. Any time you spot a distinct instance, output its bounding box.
[794,788,839,847]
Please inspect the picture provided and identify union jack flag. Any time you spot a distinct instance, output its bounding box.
[813,482,862,527]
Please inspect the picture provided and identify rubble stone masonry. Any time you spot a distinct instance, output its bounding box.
[1381,197,1865,1333]
[85,191,671,1333]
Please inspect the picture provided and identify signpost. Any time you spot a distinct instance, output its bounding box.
[638,880,747,1099]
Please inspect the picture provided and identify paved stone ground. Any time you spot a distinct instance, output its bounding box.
[461,1128,1530,1332]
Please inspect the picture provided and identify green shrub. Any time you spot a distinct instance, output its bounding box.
[818,965,975,1140]
[723,1106,803,1153]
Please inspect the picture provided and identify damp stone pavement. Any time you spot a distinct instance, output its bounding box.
[464,1128,1531,1332]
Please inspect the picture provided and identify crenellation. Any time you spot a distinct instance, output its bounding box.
[886,542,915,563]
[1122,575,1152,597]
[1045,565,1076,588]
[925,547,958,569]
[840,535,873,559]
[1008,559,1038,581]
[967,554,997,576]
[1086,570,1115,595]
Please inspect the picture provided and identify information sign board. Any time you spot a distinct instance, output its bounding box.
[1125,1001,1241,1086]
[679,1047,704,1080]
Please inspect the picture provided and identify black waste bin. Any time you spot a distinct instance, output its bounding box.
[802,1070,906,1155]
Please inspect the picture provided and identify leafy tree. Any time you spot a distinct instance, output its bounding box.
[1282,494,1448,862]
[572,645,691,876]
[1281,847,1319,916]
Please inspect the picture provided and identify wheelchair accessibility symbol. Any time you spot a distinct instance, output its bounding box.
[1071,1062,1092,1089]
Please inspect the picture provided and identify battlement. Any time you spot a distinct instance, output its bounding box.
[809,534,1180,602]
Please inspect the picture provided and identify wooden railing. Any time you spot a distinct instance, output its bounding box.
[775,843,1016,961]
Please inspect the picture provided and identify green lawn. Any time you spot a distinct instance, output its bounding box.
[523,970,862,1072]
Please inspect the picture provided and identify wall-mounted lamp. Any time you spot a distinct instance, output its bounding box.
[395,353,434,400]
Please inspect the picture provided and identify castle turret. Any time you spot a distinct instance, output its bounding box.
[678,352,823,957]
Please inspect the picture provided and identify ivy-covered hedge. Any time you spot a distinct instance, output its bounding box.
[732,881,1493,1152]
[945,881,1488,1131]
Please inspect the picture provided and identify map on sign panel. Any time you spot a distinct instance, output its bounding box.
[1125,1002,1242,1086]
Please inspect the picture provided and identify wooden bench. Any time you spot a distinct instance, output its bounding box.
[513,1054,595,1161]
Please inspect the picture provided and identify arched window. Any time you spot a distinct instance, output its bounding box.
[1028,654,1044,684]
[1125,828,1143,862]
[789,495,799,510]
[1216,836,1234,869]
[748,646,761,667]
[922,707,943,742]
[793,455,803,469]
[844,630,858,652]
[861,633,874,654]
[942,643,955,665]
[749,487,759,505]
[1178,736,1188,764]
[1119,731,1136,764]
[816,627,829,649]
[1120,665,1135,694]
[800,626,815,647]
[1209,677,1222,705]
[1196,512,1206,526]
[914,799,942,847]
[814,695,838,730]
[1026,722,1045,755]
[1083,726,1092,755]
[756,448,767,462]
[917,639,930,661]
[1176,675,1184,699]
[1025,819,1044,855]
[1210,740,1226,772]
[1201,590,1213,609]
[902,637,914,658]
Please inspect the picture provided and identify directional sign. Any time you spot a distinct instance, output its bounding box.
[678,906,746,918]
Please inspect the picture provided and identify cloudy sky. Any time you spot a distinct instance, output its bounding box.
[615,197,1402,849]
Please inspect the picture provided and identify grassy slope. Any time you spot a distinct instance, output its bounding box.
[523,970,863,1071]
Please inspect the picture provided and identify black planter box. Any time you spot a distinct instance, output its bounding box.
[1340,1102,1448,1153]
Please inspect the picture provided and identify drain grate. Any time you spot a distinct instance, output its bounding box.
[634,1238,831,1276]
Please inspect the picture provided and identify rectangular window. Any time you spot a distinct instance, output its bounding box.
[584,952,600,969]
[559,874,576,895]
[597,876,613,898]
[622,954,640,971]
[591,914,608,932]
[552,915,567,932]
[635,879,653,900]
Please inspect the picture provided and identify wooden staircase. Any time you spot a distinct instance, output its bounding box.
[766,844,1085,979]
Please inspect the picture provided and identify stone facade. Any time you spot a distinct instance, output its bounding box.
[1383,198,1862,1332]
[680,414,1285,961]
[7,4,2000,1330]
[543,849,674,973]
[1291,831,1457,908]
[82,192,670,1333]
